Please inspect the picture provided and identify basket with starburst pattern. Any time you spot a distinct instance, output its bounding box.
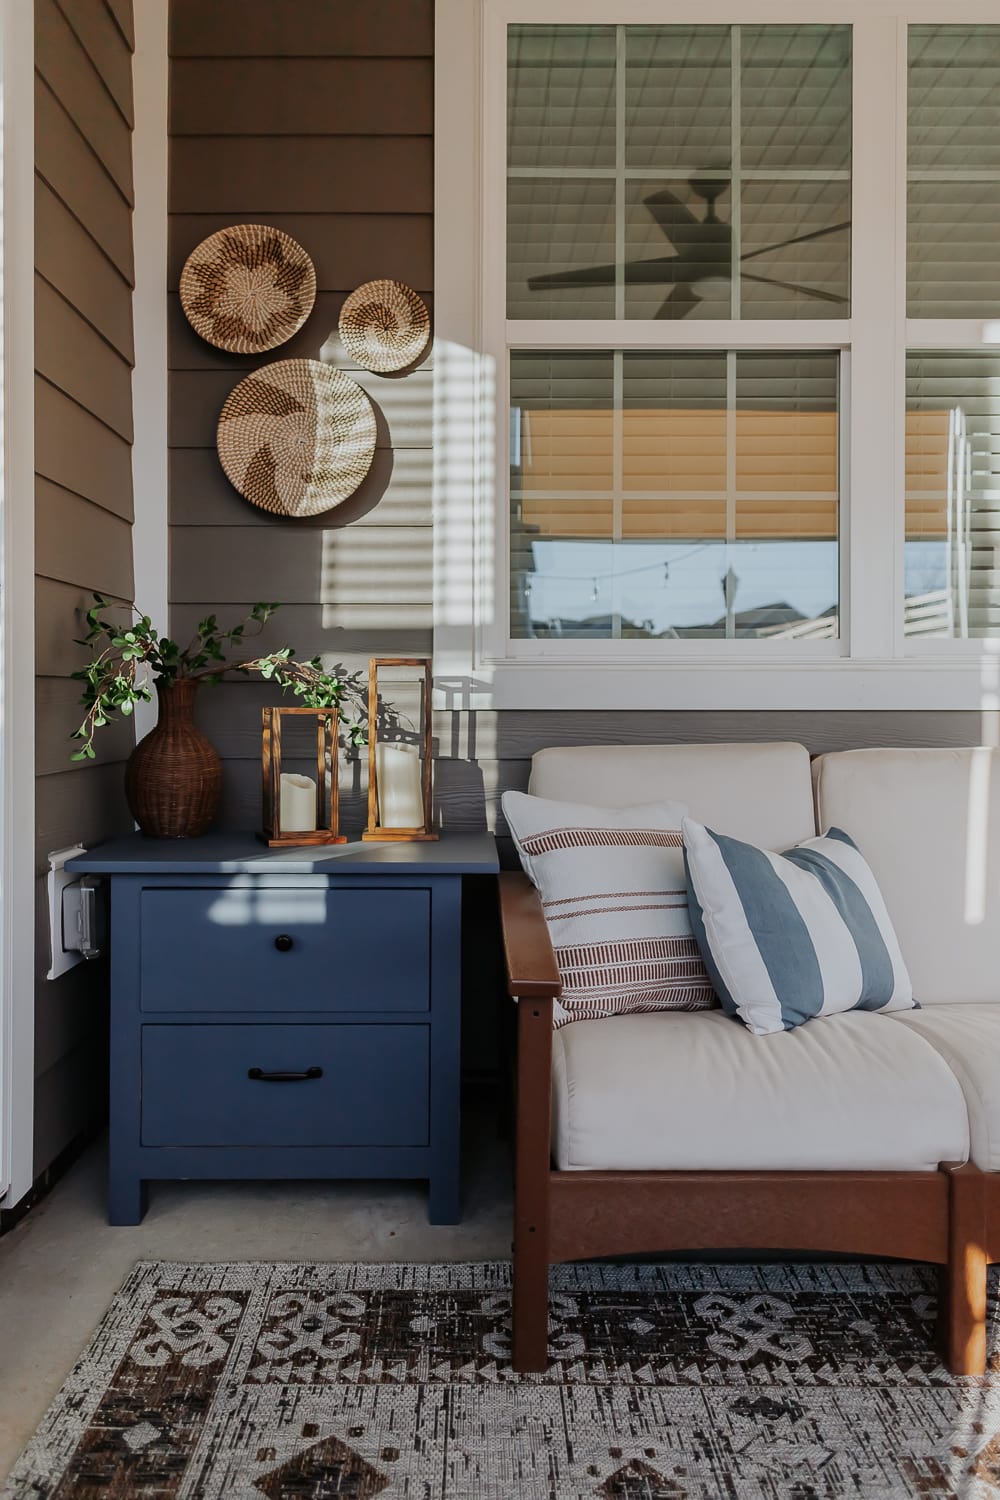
[216,359,377,517]
[180,225,317,354]
[338,279,430,373]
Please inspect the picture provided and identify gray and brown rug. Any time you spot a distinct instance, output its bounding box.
[5,1260,1000,1499]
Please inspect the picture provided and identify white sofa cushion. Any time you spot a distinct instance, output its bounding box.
[551,1009,968,1172]
[528,743,816,850]
[813,748,1000,1004]
[891,1006,1000,1171]
[503,792,715,1025]
[683,820,915,1034]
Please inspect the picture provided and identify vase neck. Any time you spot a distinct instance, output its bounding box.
[156,677,198,728]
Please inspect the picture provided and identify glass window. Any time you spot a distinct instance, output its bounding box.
[510,351,840,639]
[905,351,1000,639]
[908,26,1000,318]
[507,23,852,321]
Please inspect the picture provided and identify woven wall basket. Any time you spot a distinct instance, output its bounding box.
[217,359,377,517]
[180,225,317,354]
[338,279,430,373]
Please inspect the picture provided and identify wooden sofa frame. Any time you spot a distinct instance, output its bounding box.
[499,870,993,1377]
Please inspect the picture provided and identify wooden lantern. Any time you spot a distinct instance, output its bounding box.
[363,657,438,841]
[261,705,348,847]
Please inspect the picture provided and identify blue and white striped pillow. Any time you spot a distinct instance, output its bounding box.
[682,819,916,1034]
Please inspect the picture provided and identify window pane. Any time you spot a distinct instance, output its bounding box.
[741,25,851,171]
[623,179,732,320]
[511,351,839,640]
[905,352,1000,640]
[508,23,851,321]
[507,178,616,319]
[908,26,1000,317]
[624,26,731,171]
[740,179,850,319]
[507,25,616,169]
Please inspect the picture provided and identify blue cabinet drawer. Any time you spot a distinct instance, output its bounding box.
[139,887,430,1012]
[141,1024,429,1147]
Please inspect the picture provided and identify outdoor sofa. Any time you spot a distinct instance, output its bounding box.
[499,743,1000,1375]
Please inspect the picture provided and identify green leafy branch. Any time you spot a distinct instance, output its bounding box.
[70,597,368,760]
[234,651,369,748]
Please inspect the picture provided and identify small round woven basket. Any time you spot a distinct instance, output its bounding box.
[217,359,377,517]
[180,224,316,354]
[338,279,430,373]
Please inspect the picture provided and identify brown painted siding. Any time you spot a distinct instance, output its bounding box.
[34,0,136,1174]
[166,0,436,829]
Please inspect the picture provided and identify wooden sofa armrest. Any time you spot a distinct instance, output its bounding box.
[498,871,562,1001]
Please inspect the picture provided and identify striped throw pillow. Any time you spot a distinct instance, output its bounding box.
[682,819,916,1035]
[502,792,717,1027]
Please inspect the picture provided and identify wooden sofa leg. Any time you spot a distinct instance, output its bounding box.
[940,1162,988,1376]
[512,1228,550,1372]
[511,996,554,1373]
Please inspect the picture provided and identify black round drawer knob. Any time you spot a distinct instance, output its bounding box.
[274,934,294,953]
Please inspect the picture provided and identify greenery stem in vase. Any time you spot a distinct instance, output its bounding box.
[70,596,369,838]
[70,597,368,760]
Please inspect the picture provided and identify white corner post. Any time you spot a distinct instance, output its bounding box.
[130,0,169,742]
[433,0,496,711]
[0,0,36,1205]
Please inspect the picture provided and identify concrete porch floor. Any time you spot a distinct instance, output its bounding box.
[0,1105,513,1481]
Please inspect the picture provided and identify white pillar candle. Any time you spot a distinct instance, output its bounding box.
[376,743,424,828]
[279,772,317,832]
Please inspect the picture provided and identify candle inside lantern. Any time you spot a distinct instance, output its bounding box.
[376,743,424,828]
[279,772,317,832]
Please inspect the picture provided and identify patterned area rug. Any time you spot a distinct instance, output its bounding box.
[5,1261,1000,1499]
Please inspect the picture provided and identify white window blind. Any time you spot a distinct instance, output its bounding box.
[510,351,839,640]
[507,22,851,322]
[905,351,1000,639]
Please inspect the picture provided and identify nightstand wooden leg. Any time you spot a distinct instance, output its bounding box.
[109,1175,148,1226]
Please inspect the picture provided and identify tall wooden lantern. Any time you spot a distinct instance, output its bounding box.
[261,706,348,847]
[363,657,438,841]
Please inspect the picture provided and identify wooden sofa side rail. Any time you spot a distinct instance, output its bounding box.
[498,871,989,1376]
[498,871,562,1001]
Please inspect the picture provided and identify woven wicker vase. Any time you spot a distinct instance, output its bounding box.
[125,678,222,839]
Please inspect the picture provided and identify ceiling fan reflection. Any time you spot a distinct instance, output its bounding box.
[527,180,850,318]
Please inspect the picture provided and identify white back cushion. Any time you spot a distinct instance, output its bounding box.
[529,743,816,850]
[813,747,1000,1004]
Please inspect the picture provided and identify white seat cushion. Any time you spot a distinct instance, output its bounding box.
[813,748,1000,1004]
[551,1009,968,1172]
[891,1006,1000,1171]
[529,743,816,850]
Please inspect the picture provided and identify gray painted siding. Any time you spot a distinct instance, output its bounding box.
[34,0,136,1174]
[166,0,435,828]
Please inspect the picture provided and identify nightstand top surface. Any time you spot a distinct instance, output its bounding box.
[66,831,499,876]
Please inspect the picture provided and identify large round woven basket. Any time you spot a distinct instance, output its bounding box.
[217,359,377,517]
[338,279,430,373]
[180,224,316,354]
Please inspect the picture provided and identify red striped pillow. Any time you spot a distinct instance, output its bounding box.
[503,792,717,1026]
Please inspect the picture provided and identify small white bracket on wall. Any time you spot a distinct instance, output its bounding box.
[46,846,105,979]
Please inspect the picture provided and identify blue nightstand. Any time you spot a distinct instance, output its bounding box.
[67,833,499,1226]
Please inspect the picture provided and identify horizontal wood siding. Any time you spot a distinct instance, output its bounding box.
[167,0,435,826]
[34,0,135,1175]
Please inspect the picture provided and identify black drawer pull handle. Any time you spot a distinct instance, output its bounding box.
[247,1066,323,1083]
[274,934,294,952]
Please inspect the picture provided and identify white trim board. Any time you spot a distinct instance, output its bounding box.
[433,0,1000,713]
[0,0,36,1205]
[129,0,169,742]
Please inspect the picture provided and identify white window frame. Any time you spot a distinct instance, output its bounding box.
[434,0,1000,711]
[0,0,35,1206]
